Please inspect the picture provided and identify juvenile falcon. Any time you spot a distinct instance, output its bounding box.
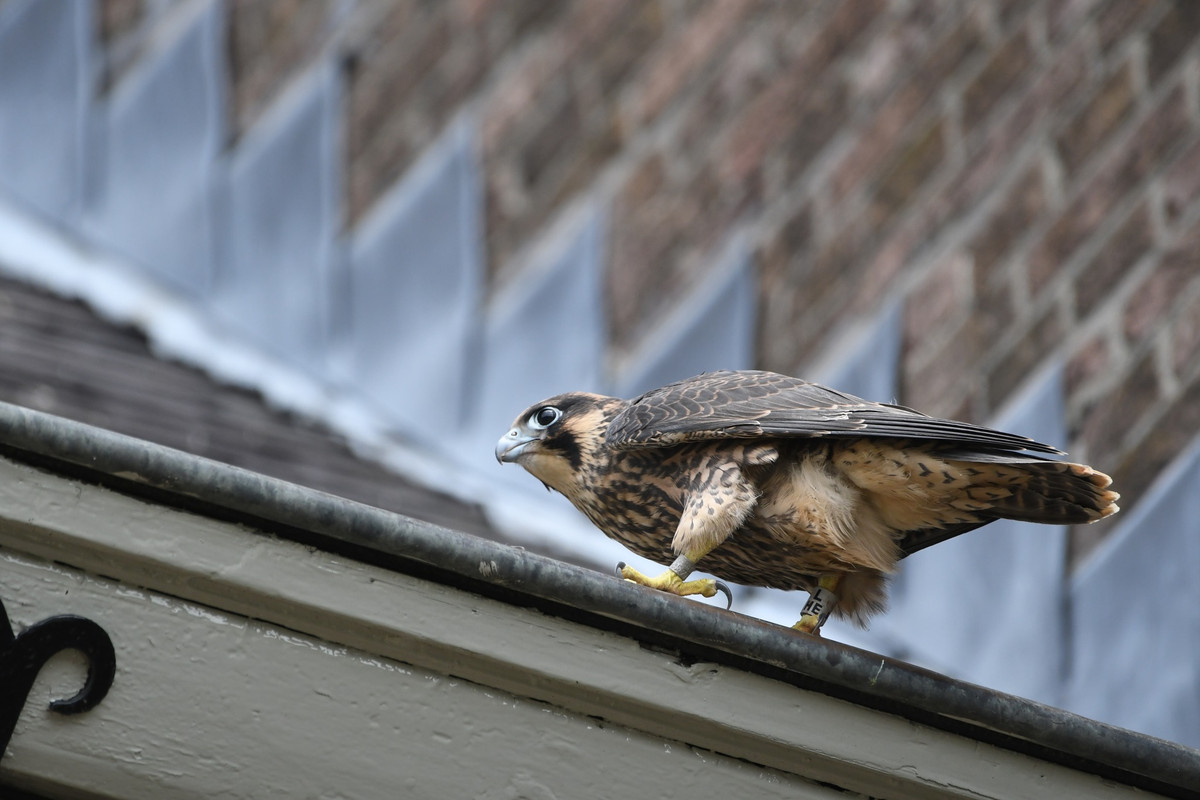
[495,370,1119,634]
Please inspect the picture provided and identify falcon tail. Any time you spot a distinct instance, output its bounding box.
[948,458,1120,525]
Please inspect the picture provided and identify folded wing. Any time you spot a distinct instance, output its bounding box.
[607,370,1062,457]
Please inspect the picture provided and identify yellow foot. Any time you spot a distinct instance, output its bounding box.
[791,574,841,635]
[617,563,733,609]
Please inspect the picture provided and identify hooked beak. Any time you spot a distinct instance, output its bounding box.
[495,427,538,464]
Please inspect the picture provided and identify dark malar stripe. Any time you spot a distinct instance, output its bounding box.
[543,433,583,471]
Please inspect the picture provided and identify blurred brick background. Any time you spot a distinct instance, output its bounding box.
[87,0,1200,565]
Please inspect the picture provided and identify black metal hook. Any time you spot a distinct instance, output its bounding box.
[0,595,115,760]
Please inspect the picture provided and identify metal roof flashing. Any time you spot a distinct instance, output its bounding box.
[1,400,1198,799]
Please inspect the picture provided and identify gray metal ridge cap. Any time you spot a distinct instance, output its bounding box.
[0,399,1197,798]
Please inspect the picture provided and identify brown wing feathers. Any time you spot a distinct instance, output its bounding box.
[608,370,1061,456]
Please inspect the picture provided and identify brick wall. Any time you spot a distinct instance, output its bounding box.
[87,0,1200,565]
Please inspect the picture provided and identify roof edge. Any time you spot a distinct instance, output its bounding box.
[1,399,1197,798]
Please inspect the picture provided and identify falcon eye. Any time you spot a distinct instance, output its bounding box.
[530,406,562,429]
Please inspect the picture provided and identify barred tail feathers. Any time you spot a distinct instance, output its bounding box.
[949,459,1120,525]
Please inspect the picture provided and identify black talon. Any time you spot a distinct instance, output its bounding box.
[714,581,733,610]
[615,562,627,576]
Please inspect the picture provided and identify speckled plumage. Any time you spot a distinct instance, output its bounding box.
[497,370,1119,628]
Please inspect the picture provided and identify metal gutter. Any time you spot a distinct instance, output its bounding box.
[1,400,1197,799]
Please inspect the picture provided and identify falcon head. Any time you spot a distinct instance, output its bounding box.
[495,392,618,494]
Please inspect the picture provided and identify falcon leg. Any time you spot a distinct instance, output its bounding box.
[793,574,841,635]
[618,553,733,609]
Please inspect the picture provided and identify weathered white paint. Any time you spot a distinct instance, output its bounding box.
[0,454,1153,799]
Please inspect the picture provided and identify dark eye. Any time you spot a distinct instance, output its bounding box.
[530,406,561,429]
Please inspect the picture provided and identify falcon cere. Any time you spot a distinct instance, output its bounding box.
[496,370,1118,635]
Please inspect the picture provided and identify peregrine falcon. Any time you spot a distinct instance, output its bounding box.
[495,370,1119,634]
